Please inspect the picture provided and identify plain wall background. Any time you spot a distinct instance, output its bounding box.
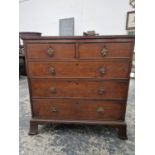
[19,0,133,35]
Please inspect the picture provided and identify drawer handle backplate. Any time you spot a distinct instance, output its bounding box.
[100,46,108,57]
[99,67,105,76]
[49,67,56,75]
[47,47,54,57]
[96,107,104,113]
[49,87,56,94]
[50,107,58,112]
[97,88,105,95]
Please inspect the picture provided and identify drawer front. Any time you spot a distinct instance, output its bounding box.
[30,79,128,99]
[79,42,132,59]
[26,43,75,59]
[28,61,130,79]
[32,99,124,121]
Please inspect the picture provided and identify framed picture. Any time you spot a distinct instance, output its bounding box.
[126,11,135,30]
[129,0,135,8]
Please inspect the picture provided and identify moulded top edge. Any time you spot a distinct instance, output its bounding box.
[22,35,135,40]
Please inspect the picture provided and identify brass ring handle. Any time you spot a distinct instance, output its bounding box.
[49,87,56,94]
[96,107,104,113]
[100,46,108,57]
[97,88,105,95]
[49,67,56,75]
[47,47,54,57]
[50,107,58,112]
[99,67,105,76]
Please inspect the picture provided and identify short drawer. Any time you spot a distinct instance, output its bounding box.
[32,99,124,121]
[79,42,132,59]
[26,43,75,59]
[28,61,130,79]
[30,79,128,100]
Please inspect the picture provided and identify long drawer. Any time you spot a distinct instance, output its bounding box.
[26,43,75,59]
[32,99,124,121]
[30,79,128,99]
[79,42,132,59]
[28,61,130,79]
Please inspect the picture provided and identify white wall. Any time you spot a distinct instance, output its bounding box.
[19,0,133,36]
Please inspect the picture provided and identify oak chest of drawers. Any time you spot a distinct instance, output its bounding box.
[23,35,134,139]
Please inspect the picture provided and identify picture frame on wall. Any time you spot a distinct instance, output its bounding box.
[129,0,135,8]
[126,11,135,30]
